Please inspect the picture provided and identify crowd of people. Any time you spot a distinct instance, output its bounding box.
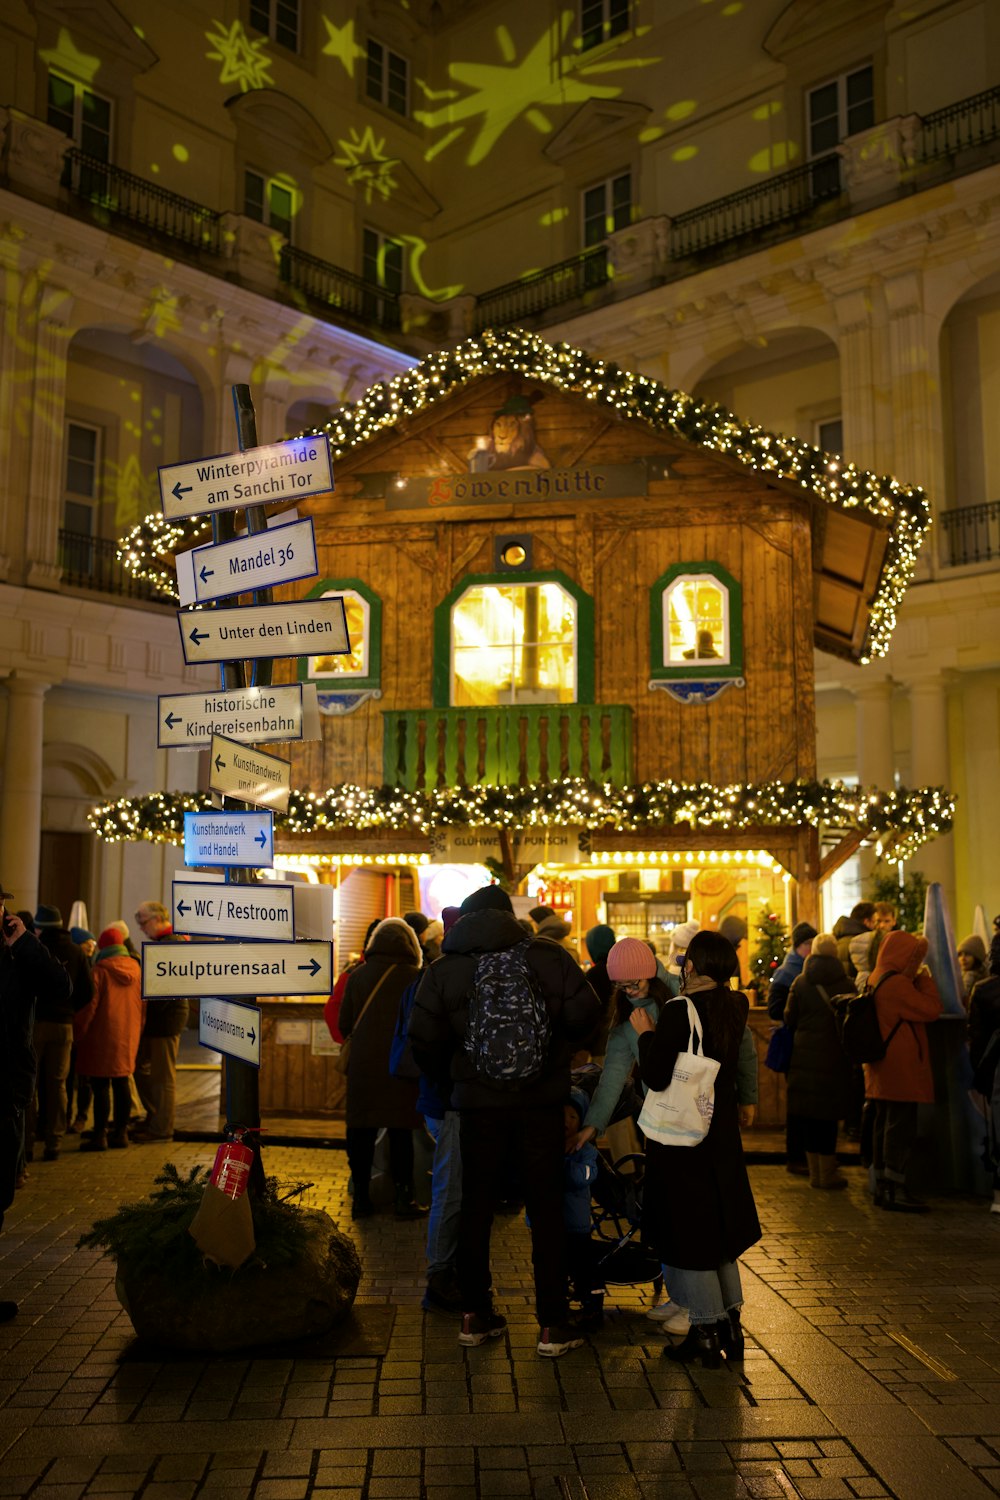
[0,891,191,1319]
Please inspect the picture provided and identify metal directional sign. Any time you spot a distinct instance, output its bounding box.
[172,879,295,942]
[192,516,318,605]
[177,597,350,667]
[183,810,274,869]
[158,684,317,750]
[159,435,333,522]
[142,940,333,998]
[199,996,261,1068]
[208,734,291,813]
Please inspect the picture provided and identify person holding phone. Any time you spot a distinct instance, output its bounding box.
[0,884,72,1321]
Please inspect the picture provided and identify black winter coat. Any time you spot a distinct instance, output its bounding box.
[969,975,1000,1076]
[36,927,92,1022]
[339,921,422,1131]
[142,934,190,1037]
[1,932,71,1114]
[637,986,761,1270]
[409,908,600,1110]
[784,954,855,1120]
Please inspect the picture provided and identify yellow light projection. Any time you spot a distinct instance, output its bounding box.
[310,592,367,678]
[414,14,656,167]
[667,578,727,664]
[334,127,399,204]
[321,15,365,76]
[105,453,159,530]
[452,581,576,707]
[205,20,274,92]
[39,28,101,85]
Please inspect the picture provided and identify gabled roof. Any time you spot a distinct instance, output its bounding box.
[315,328,930,663]
[120,328,929,662]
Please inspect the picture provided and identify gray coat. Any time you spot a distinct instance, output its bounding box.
[339,918,421,1131]
[784,954,855,1120]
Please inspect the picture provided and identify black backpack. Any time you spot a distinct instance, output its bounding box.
[464,940,551,1087]
[838,978,902,1065]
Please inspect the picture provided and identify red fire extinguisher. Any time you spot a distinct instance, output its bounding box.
[210,1129,254,1200]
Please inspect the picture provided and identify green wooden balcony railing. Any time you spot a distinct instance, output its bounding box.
[382,704,633,792]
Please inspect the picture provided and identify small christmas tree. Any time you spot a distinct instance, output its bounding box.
[750,907,789,995]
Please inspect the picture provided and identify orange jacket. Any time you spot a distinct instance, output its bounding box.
[863,932,942,1104]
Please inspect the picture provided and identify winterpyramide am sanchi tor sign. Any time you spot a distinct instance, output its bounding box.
[100,331,954,890]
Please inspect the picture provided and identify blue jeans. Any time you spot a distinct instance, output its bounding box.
[663,1259,743,1325]
[425,1111,462,1277]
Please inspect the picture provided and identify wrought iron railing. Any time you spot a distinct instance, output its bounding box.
[279,244,401,331]
[918,84,1000,162]
[938,502,1000,567]
[473,247,609,333]
[383,704,633,792]
[58,529,172,604]
[669,153,842,259]
[63,150,222,252]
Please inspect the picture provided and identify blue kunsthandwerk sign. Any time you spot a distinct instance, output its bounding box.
[183,810,274,869]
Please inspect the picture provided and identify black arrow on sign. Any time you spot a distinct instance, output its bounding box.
[164,711,181,729]
[255,828,267,848]
[297,958,321,977]
[189,626,209,645]
[176,899,190,917]
[247,1026,256,1046]
[172,480,193,502]
[214,754,226,773]
[199,564,214,584]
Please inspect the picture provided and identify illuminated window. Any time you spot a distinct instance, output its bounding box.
[244,169,294,240]
[450,581,578,707]
[580,0,630,51]
[47,72,112,161]
[299,580,382,690]
[650,563,743,681]
[582,172,632,247]
[366,39,409,116]
[249,0,299,51]
[63,421,100,536]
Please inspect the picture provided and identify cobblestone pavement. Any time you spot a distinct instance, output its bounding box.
[1,1142,998,1500]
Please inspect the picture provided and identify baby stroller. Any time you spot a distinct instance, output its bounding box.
[590,1146,663,1300]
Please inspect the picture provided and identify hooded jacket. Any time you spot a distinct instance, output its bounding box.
[785,952,855,1119]
[408,907,600,1109]
[767,948,805,1020]
[833,914,871,977]
[864,931,942,1104]
[73,952,144,1078]
[339,917,422,1130]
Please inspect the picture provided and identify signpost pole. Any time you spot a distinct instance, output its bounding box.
[212,384,273,1183]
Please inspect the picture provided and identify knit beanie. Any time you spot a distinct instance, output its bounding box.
[461,885,514,915]
[403,911,429,937]
[108,919,130,941]
[422,918,444,946]
[70,926,95,945]
[791,921,819,949]
[669,920,699,955]
[441,905,462,934]
[958,933,987,963]
[606,936,657,983]
[97,926,127,951]
[811,932,839,958]
[585,923,616,962]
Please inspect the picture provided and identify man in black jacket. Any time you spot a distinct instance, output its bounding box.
[1,889,72,1319]
[409,885,600,1358]
[30,903,93,1161]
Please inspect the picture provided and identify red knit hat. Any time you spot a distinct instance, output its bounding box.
[98,926,124,950]
[606,936,657,982]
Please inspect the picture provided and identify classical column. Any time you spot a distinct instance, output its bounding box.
[883,270,946,579]
[907,673,955,910]
[25,296,73,589]
[834,287,882,472]
[0,673,51,910]
[855,677,895,882]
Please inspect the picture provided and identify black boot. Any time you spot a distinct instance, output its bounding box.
[351,1193,375,1221]
[662,1323,722,1369]
[876,1180,929,1214]
[394,1184,428,1220]
[716,1308,745,1360]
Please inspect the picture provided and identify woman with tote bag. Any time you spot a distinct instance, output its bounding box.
[631,930,761,1368]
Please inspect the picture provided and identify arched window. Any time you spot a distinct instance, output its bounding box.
[434,571,594,708]
[650,562,743,682]
[298,578,381,690]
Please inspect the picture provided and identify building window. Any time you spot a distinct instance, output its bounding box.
[816,417,844,453]
[366,39,408,116]
[63,421,100,535]
[298,579,382,691]
[808,65,875,155]
[363,227,403,290]
[47,72,113,161]
[249,0,300,51]
[582,171,632,247]
[580,0,630,51]
[450,580,578,707]
[244,169,295,240]
[650,562,743,682]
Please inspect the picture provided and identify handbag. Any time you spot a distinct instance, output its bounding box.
[764,1023,794,1074]
[334,964,396,1076]
[637,997,721,1147]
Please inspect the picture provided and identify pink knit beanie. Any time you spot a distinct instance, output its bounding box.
[606,936,657,983]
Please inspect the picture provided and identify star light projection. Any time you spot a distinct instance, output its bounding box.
[321,15,365,76]
[414,14,659,166]
[39,27,101,85]
[204,20,274,93]
[334,127,399,204]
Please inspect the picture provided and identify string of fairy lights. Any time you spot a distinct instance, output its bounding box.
[88,777,953,865]
[117,328,930,662]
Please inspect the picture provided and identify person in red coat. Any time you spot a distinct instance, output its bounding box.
[73,928,143,1152]
[863,930,942,1212]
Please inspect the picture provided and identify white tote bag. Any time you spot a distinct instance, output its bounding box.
[637,998,721,1147]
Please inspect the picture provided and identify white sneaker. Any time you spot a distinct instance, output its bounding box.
[645,1301,690,1333]
[990,1200,1000,1215]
